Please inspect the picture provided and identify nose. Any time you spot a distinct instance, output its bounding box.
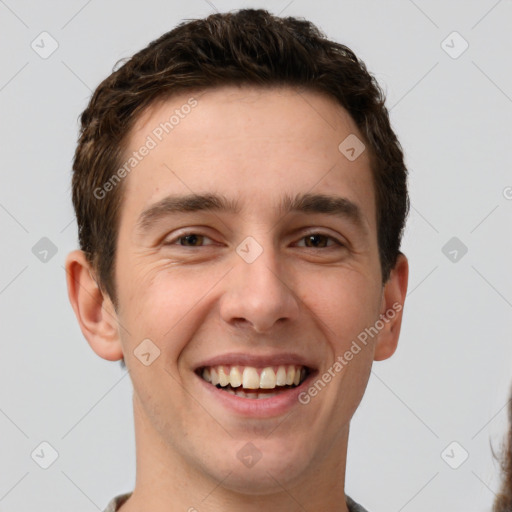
[219,240,300,334]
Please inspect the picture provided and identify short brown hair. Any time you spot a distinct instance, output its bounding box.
[71,8,409,310]
[493,385,512,511]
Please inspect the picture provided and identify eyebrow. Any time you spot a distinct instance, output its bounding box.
[136,193,241,233]
[136,192,367,234]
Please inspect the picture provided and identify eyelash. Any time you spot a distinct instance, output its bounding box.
[164,230,344,249]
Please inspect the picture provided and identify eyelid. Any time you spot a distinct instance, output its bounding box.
[294,230,345,248]
[163,229,217,246]
[163,228,345,248]
[161,225,348,247]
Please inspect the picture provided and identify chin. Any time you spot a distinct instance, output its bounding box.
[204,436,318,495]
[217,464,306,496]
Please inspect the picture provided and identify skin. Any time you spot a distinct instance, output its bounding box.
[66,85,408,512]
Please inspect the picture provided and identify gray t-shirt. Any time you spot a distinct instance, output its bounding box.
[103,492,369,511]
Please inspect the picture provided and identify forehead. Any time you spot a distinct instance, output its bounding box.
[119,85,376,233]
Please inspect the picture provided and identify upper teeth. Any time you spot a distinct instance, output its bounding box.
[201,365,305,390]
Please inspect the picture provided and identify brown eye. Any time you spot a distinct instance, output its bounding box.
[298,233,341,248]
[304,234,329,248]
[178,234,205,246]
[163,230,217,248]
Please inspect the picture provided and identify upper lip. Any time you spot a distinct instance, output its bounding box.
[194,352,317,370]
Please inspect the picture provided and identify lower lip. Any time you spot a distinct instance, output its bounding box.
[196,372,315,418]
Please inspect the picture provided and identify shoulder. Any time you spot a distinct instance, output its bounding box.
[346,494,370,512]
[103,492,132,512]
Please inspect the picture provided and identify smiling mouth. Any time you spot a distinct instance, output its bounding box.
[198,365,310,399]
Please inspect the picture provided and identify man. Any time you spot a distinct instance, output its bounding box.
[65,8,409,511]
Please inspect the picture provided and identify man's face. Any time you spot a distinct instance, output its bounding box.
[111,86,392,492]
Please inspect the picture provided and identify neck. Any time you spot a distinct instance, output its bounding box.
[120,393,350,512]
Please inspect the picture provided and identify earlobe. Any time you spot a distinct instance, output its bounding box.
[64,250,124,362]
[374,252,409,362]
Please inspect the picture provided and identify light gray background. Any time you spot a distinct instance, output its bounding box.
[1,1,511,511]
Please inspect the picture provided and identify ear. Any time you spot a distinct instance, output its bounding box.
[65,250,124,361]
[374,252,409,361]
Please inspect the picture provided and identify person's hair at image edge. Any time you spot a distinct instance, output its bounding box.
[70,8,410,371]
[493,384,512,511]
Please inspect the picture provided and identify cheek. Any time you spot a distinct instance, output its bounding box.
[118,263,225,357]
[299,269,381,352]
